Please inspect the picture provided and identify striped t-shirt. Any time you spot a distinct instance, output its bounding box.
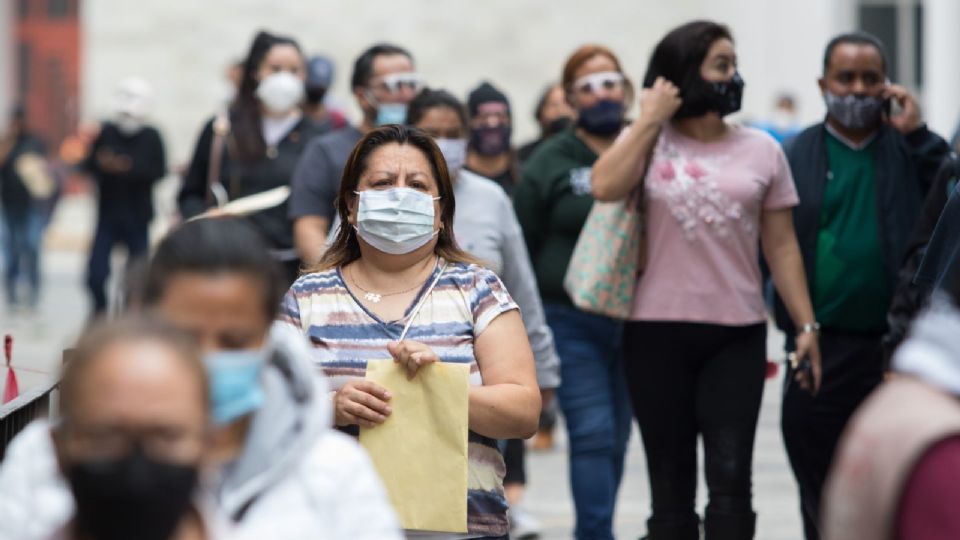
[279,259,518,538]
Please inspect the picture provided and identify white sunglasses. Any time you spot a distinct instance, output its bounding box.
[372,72,423,94]
[573,71,625,95]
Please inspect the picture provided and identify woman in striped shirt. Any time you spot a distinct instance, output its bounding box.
[279,125,540,539]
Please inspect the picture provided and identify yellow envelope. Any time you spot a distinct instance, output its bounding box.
[360,359,470,533]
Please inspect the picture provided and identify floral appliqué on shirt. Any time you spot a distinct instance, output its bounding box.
[648,142,755,241]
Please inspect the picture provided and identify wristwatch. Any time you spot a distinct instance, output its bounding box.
[799,322,821,335]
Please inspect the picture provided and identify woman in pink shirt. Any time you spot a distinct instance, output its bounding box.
[592,21,821,539]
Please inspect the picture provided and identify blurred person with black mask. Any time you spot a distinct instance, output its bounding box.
[0,218,401,540]
[514,45,635,540]
[518,83,575,163]
[0,104,55,313]
[465,82,518,195]
[83,77,166,317]
[43,317,225,540]
[289,43,421,266]
[179,30,324,285]
[303,55,348,134]
[771,32,949,540]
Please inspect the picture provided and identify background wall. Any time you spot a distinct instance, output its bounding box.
[80,0,860,168]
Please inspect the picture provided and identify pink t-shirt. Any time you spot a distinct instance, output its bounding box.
[630,123,798,324]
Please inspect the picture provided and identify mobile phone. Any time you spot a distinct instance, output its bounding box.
[787,351,815,394]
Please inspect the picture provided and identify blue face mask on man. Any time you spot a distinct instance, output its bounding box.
[203,347,269,425]
[376,103,409,126]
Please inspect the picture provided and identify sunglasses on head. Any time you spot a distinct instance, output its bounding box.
[573,71,625,95]
[373,72,423,94]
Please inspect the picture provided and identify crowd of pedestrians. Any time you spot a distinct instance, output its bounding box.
[2,17,960,540]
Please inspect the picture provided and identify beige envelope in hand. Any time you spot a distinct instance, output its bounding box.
[360,359,470,533]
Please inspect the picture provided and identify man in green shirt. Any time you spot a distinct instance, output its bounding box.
[777,32,950,540]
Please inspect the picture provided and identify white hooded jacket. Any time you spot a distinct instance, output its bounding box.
[0,324,401,540]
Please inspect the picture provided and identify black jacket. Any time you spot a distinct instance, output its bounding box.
[773,122,949,336]
[84,123,166,223]
[916,178,960,304]
[179,116,323,252]
[0,133,47,219]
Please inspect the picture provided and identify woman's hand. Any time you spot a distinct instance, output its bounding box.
[640,76,683,125]
[792,331,822,395]
[388,340,439,380]
[333,380,392,427]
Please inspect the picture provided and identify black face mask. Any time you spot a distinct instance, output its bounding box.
[674,72,745,119]
[469,124,512,156]
[577,99,625,136]
[544,116,573,136]
[305,87,327,107]
[66,446,199,540]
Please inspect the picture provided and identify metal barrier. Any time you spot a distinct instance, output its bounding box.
[0,375,58,461]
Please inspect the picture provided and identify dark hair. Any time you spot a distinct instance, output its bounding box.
[231,30,304,163]
[406,88,468,129]
[350,43,413,90]
[532,83,560,123]
[314,125,479,271]
[143,218,287,322]
[59,317,206,425]
[822,31,888,75]
[642,20,733,90]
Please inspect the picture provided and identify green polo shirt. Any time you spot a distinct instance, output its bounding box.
[813,131,890,332]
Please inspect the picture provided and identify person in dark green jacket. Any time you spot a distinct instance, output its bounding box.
[513,45,633,540]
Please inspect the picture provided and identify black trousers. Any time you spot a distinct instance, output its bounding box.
[781,330,883,540]
[86,214,149,315]
[624,321,767,540]
[503,438,526,486]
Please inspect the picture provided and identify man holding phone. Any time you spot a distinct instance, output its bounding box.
[773,31,950,540]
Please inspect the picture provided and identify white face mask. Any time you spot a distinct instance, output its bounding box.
[354,188,440,255]
[115,114,144,136]
[435,138,467,175]
[255,71,305,114]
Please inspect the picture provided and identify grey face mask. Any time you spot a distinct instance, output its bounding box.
[824,91,884,131]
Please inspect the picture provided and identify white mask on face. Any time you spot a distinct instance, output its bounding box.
[435,138,467,175]
[115,113,144,136]
[255,71,305,114]
[354,187,440,255]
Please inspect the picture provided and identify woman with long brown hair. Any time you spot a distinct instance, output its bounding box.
[280,124,540,539]
[178,30,324,285]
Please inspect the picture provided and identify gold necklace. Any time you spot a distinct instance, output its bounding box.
[349,260,434,304]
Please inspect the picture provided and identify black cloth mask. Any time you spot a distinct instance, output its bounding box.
[545,116,574,136]
[577,99,625,136]
[470,124,513,156]
[66,445,199,540]
[674,72,745,119]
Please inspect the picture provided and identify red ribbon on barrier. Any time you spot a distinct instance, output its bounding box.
[3,335,19,404]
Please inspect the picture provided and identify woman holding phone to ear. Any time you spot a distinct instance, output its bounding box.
[592,21,820,539]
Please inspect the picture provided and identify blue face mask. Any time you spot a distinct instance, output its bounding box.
[203,348,268,426]
[376,103,409,126]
